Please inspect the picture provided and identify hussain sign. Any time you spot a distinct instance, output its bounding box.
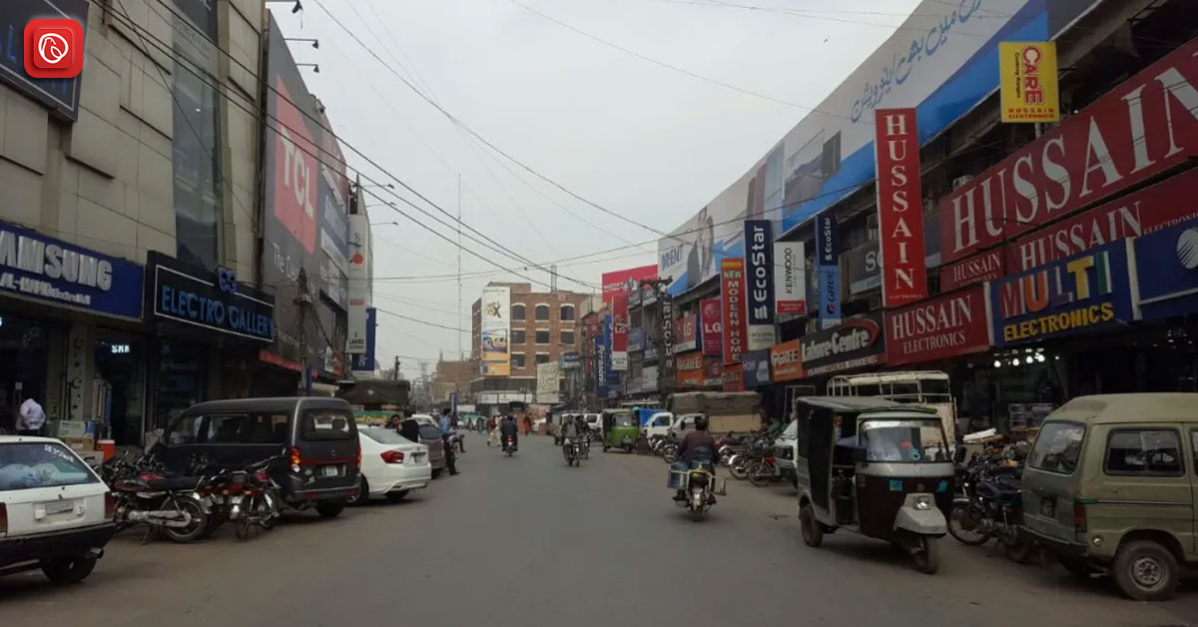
[886,285,992,366]
[874,108,927,306]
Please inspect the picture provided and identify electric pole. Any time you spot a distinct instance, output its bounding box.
[457,174,463,361]
[393,356,400,381]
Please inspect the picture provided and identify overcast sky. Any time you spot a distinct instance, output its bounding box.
[273,0,922,377]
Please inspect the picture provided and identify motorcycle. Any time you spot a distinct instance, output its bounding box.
[746,455,779,487]
[563,437,583,467]
[659,441,679,464]
[503,435,517,456]
[672,461,723,522]
[111,467,211,544]
[200,457,283,541]
[947,450,1034,563]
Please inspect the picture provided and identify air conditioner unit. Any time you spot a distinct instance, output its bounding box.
[952,175,974,190]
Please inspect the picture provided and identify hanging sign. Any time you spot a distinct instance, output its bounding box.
[874,108,927,307]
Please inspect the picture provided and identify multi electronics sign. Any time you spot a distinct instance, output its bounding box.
[0,0,88,121]
[147,252,275,342]
[799,312,886,377]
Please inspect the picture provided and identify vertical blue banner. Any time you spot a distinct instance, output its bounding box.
[744,219,776,350]
[352,307,377,373]
[815,212,842,329]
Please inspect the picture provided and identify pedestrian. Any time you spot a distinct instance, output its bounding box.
[439,408,460,475]
[523,415,532,436]
[488,416,500,447]
[17,392,45,437]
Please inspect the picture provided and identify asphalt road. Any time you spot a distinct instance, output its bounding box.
[0,435,1193,626]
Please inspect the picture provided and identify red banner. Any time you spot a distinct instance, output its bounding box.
[722,364,744,392]
[672,314,698,353]
[611,292,629,371]
[703,355,723,386]
[720,258,747,364]
[875,108,927,306]
[885,285,992,366]
[940,248,1005,292]
[600,265,658,305]
[770,340,804,382]
[675,351,703,387]
[700,298,722,356]
[941,37,1198,264]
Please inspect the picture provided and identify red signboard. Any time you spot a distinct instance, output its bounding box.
[770,340,804,382]
[874,108,927,306]
[611,292,629,371]
[672,313,698,353]
[940,248,1006,292]
[941,37,1198,264]
[273,81,319,254]
[885,285,992,366]
[700,299,722,356]
[600,265,658,305]
[675,351,704,387]
[1008,165,1198,272]
[721,258,747,364]
[722,364,744,392]
[703,355,723,386]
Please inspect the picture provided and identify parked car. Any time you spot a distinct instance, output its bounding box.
[0,436,116,584]
[155,397,360,519]
[353,428,432,504]
[668,413,704,441]
[1021,393,1198,601]
[584,413,601,435]
[643,411,674,440]
[408,414,447,477]
[772,419,799,485]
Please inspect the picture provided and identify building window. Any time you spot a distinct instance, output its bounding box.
[535,353,551,365]
[560,330,575,345]
[535,330,550,345]
[512,330,526,344]
[512,304,526,321]
[172,38,221,270]
[535,304,550,321]
[560,304,575,321]
[511,353,526,369]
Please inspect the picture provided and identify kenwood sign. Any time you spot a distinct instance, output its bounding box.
[798,312,886,377]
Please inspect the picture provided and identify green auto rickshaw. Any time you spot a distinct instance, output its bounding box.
[601,409,638,453]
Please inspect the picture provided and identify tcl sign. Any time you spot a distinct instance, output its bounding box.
[274,80,318,254]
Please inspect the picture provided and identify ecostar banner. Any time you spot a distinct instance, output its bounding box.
[874,109,927,307]
[815,213,842,329]
[480,286,510,376]
[942,36,1198,264]
[611,291,629,371]
[999,41,1060,123]
[700,299,723,356]
[720,258,747,364]
[886,284,992,366]
[774,241,807,315]
[799,312,886,377]
[744,220,776,350]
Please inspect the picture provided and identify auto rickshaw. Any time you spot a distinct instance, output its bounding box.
[601,409,638,453]
[794,397,953,574]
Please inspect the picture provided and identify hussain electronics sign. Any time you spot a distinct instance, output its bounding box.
[942,36,1198,265]
[720,258,747,364]
[874,108,927,307]
[886,285,992,366]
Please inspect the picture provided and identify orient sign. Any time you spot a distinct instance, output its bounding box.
[885,285,992,366]
[798,312,885,377]
[874,108,927,306]
[941,36,1198,264]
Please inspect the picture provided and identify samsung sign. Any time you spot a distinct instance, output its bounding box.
[148,252,275,342]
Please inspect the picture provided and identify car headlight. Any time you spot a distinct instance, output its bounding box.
[914,495,932,510]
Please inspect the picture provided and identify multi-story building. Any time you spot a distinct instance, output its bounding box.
[431,359,477,406]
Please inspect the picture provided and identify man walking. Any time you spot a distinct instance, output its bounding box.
[18,393,45,437]
[439,408,460,475]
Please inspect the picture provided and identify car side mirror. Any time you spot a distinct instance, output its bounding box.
[953,445,967,464]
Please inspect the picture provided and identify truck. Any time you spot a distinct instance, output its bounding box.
[666,391,762,436]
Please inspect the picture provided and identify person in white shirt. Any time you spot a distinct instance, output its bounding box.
[18,397,45,436]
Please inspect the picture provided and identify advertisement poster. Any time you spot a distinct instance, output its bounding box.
[874,108,927,307]
[720,258,747,364]
[703,356,723,387]
[799,312,886,377]
[992,241,1134,346]
[999,41,1060,123]
[601,265,658,306]
[611,291,629,371]
[675,351,704,388]
[886,284,992,366]
[815,213,842,329]
[1134,220,1198,321]
[700,299,723,356]
[672,313,698,354]
[774,241,807,315]
[722,364,744,392]
[770,340,803,382]
[536,361,560,404]
[744,220,776,350]
[741,349,772,387]
[350,307,377,377]
[480,286,511,376]
[942,37,1198,264]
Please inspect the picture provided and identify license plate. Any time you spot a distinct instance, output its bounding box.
[230,495,244,505]
[321,465,341,477]
[1041,499,1055,517]
[44,501,74,515]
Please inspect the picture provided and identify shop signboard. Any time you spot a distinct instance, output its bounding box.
[561,350,581,369]
[799,312,886,377]
[661,296,674,375]
[601,265,659,306]
[350,307,376,377]
[886,284,992,366]
[720,258,747,364]
[0,0,88,121]
[942,36,1198,265]
[611,291,629,371]
[603,314,620,394]
[700,298,722,356]
[815,213,841,329]
[999,41,1060,123]
[774,241,807,315]
[147,252,275,342]
[722,364,744,392]
[703,355,723,387]
[672,313,698,354]
[847,244,880,295]
[744,220,776,349]
[992,240,1134,346]
[642,365,659,392]
[0,223,144,321]
[536,361,560,404]
[628,327,646,353]
[770,340,804,382]
[480,286,510,376]
[941,248,1005,292]
[675,351,704,388]
[741,349,771,387]
[594,331,607,398]
[874,108,927,307]
[1134,220,1198,321]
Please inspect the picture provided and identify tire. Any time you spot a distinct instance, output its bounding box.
[729,457,749,481]
[748,461,773,487]
[690,506,704,522]
[235,512,253,541]
[259,489,281,530]
[800,503,823,548]
[386,490,409,503]
[41,556,98,585]
[602,443,609,452]
[913,536,941,575]
[315,502,345,519]
[1112,540,1179,601]
[350,475,370,506]
[624,445,633,454]
[163,497,208,544]
[1003,533,1034,564]
[661,444,678,464]
[947,503,990,546]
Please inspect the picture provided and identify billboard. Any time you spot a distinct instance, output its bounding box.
[536,361,560,404]
[742,349,772,387]
[347,213,371,354]
[815,213,841,329]
[480,286,510,376]
[799,312,886,377]
[874,109,927,307]
[611,292,629,371]
[351,307,377,378]
[999,41,1060,123]
[886,285,992,366]
[744,220,776,350]
[770,340,803,382]
[1135,220,1198,321]
[720,258,747,364]
[672,313,698,354]
[657,0,1099,296]
[601,265,658,305]
[774,241,806,315]
[700,299,722,356]
[0,0,88,121]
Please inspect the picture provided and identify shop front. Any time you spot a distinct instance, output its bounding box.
[0,222,145,444]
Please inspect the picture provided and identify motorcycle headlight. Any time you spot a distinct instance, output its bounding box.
[914,495,932,510]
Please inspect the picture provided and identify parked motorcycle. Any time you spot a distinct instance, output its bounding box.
[200,457,283,540]
[660,441,679,464]
[746,455,779,487]
[947,449,1034,563]
[111,467,211,544]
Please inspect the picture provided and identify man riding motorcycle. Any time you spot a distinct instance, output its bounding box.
[561,416,583,462]
[671,415,718,503]
[499,415,519,453]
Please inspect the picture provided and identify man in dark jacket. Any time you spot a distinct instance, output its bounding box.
[499,415,519,451]
[672,415,718,501]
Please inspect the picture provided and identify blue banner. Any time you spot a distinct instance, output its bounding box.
[741,349,772,387]
[991,240,1134,347]
[628,327,646,352]
[815,213,841,329]
[0,221,143,320]
[596,320,608,398]
[352,307,377,373]
[744,220,775,325]
[1134,220,1198,321]
[148,252,275,342]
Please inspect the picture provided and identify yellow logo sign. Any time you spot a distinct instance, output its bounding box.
[999,41,1060,123]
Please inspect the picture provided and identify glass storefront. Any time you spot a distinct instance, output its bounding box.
[0,316,61,433]
[93,336,145,446]
[154,340,209,430]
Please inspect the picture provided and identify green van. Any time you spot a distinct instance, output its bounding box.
[1021,393,1197,601]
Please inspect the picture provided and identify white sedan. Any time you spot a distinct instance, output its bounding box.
[352,427,432,504]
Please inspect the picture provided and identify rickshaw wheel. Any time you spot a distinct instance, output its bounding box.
[913,537,940,574]
[799,504,823,548]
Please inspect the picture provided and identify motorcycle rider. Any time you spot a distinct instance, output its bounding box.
[439,408,460,475]
[672,415,718,502]
[561,415,582,461]
[499,414,519,452]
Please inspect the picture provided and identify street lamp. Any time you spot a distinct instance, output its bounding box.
[286,37,319,49]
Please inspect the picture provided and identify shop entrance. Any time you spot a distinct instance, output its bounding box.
[94,336,145,446]
[0,316,57,433]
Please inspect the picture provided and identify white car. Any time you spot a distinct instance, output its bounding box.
[353,428,433,503]
[643,411,674,440]
[0,436,115,584]
[583,413,601,434]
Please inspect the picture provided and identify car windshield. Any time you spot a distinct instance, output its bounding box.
[610,412,634,427]
[859,419,949,463]
[1028,422,1085,474]
[0,442,99,490]
[361,428,411,445]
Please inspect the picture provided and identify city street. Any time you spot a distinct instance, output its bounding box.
[0,436,1193,626]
